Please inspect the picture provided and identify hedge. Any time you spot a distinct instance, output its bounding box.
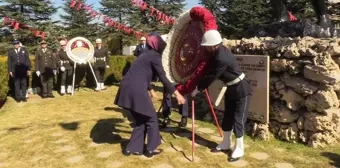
[0,55,136,102]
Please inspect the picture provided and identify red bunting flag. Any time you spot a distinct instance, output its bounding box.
[98,13,103,20]
[140,2,147,11]
[41,32,46,39]
[70,0,77,8]
[3,17,9,25]
[13,22,19,30]
[84,5,91,11]
[35,31,40,37]
[149,7,156,16]
[103,16,109,23]
[11,20,16,26]
[156,11,162,20]
[76,3,82,11]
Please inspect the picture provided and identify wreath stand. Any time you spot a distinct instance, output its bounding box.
[71,61,99,96]
[158,89,223,162]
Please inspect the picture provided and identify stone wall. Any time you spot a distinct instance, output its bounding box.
[202,37,340,148]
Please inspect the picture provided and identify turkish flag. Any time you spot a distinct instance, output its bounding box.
[3,17,9,25]
[14,22,19,30]
[70,0,77,8]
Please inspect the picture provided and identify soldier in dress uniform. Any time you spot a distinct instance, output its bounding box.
[133,37,149,57]
[35,40,57,98]
[191,30,252,162]
[7,40,31,102]
[94,39,110,91]
[56,40,73,95]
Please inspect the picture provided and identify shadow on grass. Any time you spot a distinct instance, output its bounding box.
[59,122,79,131]
[90,118,131,145]
[161,127,218,162]
[321,152,340,167]
[104,107,135,124]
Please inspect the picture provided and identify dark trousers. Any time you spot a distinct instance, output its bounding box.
[60,68,73,86]
[94,66,105,83]
[162,88,188,118]
[222,95,250,138]
[14,74,27,100]
[126,111,161,153]
[40,72,54,96]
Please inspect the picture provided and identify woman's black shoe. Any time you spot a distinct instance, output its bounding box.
[123,150,143,156]
[122,150,131,156]
[144,149,163,158]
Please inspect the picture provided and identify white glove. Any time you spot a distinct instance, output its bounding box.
[191,87,199,97]
[60,66,65,72]
[53,70,57,75]
[106,65,110,68]
[36,71,40,77]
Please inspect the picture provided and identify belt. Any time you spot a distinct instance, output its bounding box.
[60,60,70,63]
[95,57,106,61]
[226,73,245,86]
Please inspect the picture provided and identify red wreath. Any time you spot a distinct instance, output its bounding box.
[175,7,217,95]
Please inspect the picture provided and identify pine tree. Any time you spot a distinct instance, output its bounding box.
[100,0,185,54]
[201,0,273,38]
[60,0,97,40]
[0,0,57,51]
[99,0,136,54]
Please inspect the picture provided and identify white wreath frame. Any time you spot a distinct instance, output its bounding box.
[66,37,94,64]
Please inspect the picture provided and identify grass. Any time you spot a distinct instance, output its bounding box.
[0,84,339,168]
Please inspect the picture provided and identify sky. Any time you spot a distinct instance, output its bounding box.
[51,0,201,22]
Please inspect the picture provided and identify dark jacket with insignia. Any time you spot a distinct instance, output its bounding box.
[56,49,73,70]
[35,48,57,73]
[94,47,110,67]
[134,43,149,57]
[197,44,252,100]
[7,47,31,74]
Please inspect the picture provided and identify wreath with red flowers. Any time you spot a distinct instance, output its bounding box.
[162,7,218,95]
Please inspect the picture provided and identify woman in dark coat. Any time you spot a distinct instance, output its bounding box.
[114,32,186,158]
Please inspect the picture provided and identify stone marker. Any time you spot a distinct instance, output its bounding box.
[208,55,270,123]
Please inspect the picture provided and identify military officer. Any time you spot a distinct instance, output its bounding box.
[93,39,110,91]
[35,40,57,98]
[7,40,31,102]
[56,40,73,95]
[134,37,149,57]
[191,30,252,162]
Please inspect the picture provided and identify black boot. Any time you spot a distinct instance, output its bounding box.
[161,117,170,128]
[179,117,187,127]
[144,149,163,158]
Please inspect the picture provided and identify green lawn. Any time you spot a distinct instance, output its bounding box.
[0,84,339,168]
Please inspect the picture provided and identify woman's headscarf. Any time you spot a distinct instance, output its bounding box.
[146,32,167,54]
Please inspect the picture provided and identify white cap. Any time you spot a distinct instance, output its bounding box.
[201,30,222,46]
[60,40,66,46]
[96,39,102,43]
[140,37,146,41]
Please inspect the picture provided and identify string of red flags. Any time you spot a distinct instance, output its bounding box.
[69,0,146,39]
[2,16,47,38]
[130,0,176,25]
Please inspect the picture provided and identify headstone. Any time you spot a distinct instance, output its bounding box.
[208,55,270,123]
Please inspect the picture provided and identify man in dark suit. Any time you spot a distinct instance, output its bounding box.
[191,30,252,162]
[161,90,189,128]
[35,40,57,98]
[7,40,31,102]
[94,38,110,91]
[133,37,149,57]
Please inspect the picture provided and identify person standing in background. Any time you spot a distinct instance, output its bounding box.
[56,40,73,95]
[134,37,149,57]
[93,39,110,91]
[35,40,57,98]
[7,40,31,102]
